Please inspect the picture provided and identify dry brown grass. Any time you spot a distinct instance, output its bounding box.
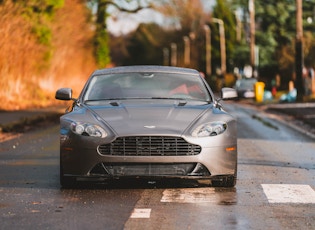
[0,0,97,110]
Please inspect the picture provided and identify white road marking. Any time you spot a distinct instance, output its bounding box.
[262,184,315,204]
[130,208,151,218]
[160,188,216,203]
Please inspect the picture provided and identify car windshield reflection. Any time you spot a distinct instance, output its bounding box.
[83,72,211,102]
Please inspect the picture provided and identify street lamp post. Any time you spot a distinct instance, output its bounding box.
[163,48,169,66]
[183,36,190,67]
[189,32,196,69]
[204,25,211,76]
[249,0,256,77]
[212,18,226,75]
[235,10,242,42]
[296,0,304,101]
[171,43,177,66]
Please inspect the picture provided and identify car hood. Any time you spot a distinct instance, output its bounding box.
[85,101,213,136]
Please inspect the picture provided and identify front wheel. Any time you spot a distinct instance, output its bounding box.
[211,175,237,187]
[60,175,77,189]
[60,164,77,189]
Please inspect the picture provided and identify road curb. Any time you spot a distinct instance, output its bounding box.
[0,106,65,133]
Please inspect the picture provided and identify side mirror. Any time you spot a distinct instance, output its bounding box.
[221,87,238,100]
[55,88,73,101]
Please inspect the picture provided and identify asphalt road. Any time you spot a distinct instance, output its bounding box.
[0,102,314,230]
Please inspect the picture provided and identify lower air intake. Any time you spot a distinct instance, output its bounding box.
[89,163,210,177]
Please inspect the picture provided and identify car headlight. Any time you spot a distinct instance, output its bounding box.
[192,122,227,137]
[71,122,107,138]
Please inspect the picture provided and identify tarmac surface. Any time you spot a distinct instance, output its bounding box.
[0,101,314,138]
[263,102,315,138]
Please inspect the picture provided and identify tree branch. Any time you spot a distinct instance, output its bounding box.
[102,0,152,13]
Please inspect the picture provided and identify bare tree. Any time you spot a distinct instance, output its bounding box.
[88,0,152,67]
[154,0,206,33]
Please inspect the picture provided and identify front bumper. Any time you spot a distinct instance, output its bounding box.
[60,133,237,180]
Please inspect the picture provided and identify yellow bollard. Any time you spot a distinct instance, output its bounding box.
[254,82,265,102]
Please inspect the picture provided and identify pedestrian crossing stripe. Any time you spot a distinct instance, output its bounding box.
[130,208,151,218]
[262,184,315,204]
[160,187,217,203]
[130,184,315,220]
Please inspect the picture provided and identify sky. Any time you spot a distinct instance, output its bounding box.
[107,7,164,36]
[107,0,216,36]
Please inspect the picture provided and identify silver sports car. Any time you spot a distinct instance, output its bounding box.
[55,66,238,188]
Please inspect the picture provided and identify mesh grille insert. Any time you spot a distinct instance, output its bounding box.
[98,136,201,156]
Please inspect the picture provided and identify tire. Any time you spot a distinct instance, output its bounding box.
[211,162,237,187]
[60,175,77,189]
[60,164,77,189]
[211,175,236,187]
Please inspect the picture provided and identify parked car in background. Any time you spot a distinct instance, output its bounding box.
[55,66,238,188]
[234,77,257,98]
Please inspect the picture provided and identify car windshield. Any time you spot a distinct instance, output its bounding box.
[83,72,211,102]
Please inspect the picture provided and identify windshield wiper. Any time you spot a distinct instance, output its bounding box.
[151,97,177,99]
[151,97,188,106]
[84,98,126,102]
[84,97,157,103]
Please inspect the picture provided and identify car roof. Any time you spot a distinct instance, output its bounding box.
[92,65,200,76]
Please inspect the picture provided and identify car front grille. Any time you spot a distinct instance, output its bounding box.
[98,136,201,156]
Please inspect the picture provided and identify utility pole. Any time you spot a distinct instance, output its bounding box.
[296,0,304,101]
[249,0,255,77]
